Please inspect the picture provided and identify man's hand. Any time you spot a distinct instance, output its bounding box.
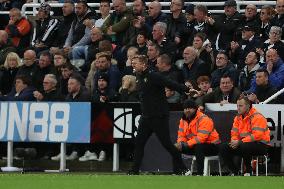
[229,140,240,149]
[174,142,182,151]
[33,91,43,101]
[247,93,259,103]
[267,62,273,74]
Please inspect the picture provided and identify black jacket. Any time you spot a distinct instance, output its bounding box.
[136,69,187,117]
[0,66,18,95]
[65,86,91,102]
[211,63,239,88]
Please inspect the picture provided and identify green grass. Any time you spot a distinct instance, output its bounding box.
[0,174,283,189]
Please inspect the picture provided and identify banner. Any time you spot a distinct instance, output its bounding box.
[0,102,91,143]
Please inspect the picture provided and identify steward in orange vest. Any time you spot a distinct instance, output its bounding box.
[219,96,270,176]
[175,99,220,175]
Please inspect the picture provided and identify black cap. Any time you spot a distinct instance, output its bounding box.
[38,2,51,14]
[185,4,195,15]
[242,25,256,32]
[98,72,109,83]
[183,99,198,109]
[224,0,237,7]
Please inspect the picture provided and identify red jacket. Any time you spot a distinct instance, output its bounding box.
[177,110,220,148]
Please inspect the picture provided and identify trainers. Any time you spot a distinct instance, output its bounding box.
[51,153,61,161]
[79,151,97,161]
[244,173,251,176]
[183,169,192,176]
[66,151,78,161]
[98,151,106,161]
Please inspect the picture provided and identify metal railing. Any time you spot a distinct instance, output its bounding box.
[12,1,276,17]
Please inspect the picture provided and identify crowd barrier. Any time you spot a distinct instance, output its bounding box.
[0,102,283,172]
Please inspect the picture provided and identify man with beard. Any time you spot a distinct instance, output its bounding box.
[174,99,220,176]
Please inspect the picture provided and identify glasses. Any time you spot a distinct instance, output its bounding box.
[277,5,284,8]
[270,31,280,35]
[216,57,225,60]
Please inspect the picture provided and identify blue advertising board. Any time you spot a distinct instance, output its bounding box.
[0,102,91,143]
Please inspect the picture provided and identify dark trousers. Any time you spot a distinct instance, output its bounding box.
[132,116,186,173]
[219,142,268,174]
[182,143,219,175]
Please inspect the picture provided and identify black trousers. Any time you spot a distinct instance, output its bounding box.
[219,142,268,174]
[132,116,186,173]
[182,143,219,175]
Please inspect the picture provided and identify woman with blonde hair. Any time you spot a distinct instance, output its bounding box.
[0,52,22,95]
[119,75,139,102]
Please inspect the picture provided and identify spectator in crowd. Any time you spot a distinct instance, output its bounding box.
[72,27,104,72]
[5,8,32,57]
[53,50,68,78]
[135,31,148,55]
[211,51,238,88]
[144,0,168,35]
[210,0,242,50]
[34,51,56,91]
[166,0,186,47]
[192,32,214,71]
[119,74,139,102]
[93,72,119,103]
[156,53,183,83]
[93,0,111,28]
[181,3,195,48]
[259,6,276,42]
[123,0,147,48]
[165,87,181,103]
[257,26,284,62]
[197,74,241,110]
[230,25,261,70]
[194,75,213,99]
[151,22,177,61]
[238,51,261,92]
[246,69,278,104]
[59,63,76,96]
[0,74,35,101]
[50,0,76,52]
[93,52,121,92]
[239,4,260,37]
[175,99,220,176]
[128,54,190,175]
[32,3,60,54]
[64,0,97,56]
[0,52,22,95]
[33,74,63,101]
[85,59,97,95]
[147,42,160,70]
[122,46,138,75]
[0,30,16,65]
[101,0,132,46]
[16,49,39,86]
[271,0,284,39]
[190,5,216,45]
[219,96,270,176]
[182,46,210,82]
[250,48,284,92]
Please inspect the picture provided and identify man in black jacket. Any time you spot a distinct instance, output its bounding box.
[128,55,190,175]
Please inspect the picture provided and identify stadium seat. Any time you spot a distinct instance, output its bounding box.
[240,155,268,176]
[182,154,222,176]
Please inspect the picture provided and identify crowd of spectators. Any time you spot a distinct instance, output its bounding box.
[0,0,284,161]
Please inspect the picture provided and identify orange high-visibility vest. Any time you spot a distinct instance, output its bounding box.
[231,107,270,144]
[177,110,220,148]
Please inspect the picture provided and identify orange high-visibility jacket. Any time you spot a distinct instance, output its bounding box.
[231,107,270,144]
[177,110,220,148]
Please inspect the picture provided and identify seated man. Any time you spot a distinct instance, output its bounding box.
[246,69,279,104]
[175,99,220,175]
[219,96,270,176]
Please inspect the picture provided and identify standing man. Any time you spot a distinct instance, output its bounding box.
[128,55,189,175]
[219,96,270,176]
[175,99,220,176]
